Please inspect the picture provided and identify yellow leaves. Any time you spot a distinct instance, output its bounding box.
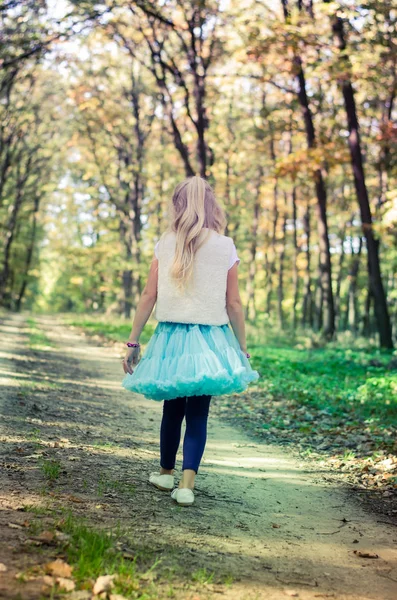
[92,574,116,595]
[45,559,73,578]
[70,276,84,286]
[275,142,350,179]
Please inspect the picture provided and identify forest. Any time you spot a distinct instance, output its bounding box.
[1,3,397,599]
[0,0,396,348]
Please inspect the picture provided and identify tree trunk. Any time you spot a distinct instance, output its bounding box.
[344,237,363,332]
[277,192,288,328]
[328,8,393,348]
[266,133,279,317]
[15,194,41,311]
[245,168,262,321]
[0,161,30,303]
[295,57,335,337]
[335,222,347,328]
[282,1,335,337]
[301,199,313,327]
[362,285,373,338]
[314,263,324,331]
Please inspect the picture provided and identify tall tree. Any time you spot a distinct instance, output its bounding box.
[327,5,393,348]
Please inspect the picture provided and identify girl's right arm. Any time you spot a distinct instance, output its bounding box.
[226,263,247,353]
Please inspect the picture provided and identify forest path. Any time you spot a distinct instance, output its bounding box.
[1,313,396,600]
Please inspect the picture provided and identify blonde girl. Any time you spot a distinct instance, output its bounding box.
[122,176,258,506]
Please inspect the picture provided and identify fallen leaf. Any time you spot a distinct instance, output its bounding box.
[0,563,8,572]
[45,559,73,577]
[41,575,55,587]
[353,550,379,559]
[67,495,85,503]
[56,577,75,591]
[92,574,116,595]
[272,523,281,529]
[37,531,55,543]
[8,523,23,529]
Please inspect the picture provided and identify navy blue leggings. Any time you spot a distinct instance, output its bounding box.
[160,395,211,474]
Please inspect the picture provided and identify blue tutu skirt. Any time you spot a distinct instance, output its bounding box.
[121,321,259,401]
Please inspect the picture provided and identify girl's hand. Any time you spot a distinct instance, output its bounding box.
[122,346,140,375]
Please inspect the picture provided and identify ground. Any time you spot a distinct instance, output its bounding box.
[0,313,397,600]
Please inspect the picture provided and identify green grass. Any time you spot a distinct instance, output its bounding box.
[40,458,62,482]
[249,341,396,427]
[191,568,214,584]
[55,513,158,597]
[27,317,54,350]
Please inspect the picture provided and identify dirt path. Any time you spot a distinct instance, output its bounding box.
[1,313,397,600]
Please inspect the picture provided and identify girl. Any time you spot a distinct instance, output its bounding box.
[122,176,259,506]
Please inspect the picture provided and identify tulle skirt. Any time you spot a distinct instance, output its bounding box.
[121,321,259,401]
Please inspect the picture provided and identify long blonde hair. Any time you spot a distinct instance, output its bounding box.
[168,175,226,289]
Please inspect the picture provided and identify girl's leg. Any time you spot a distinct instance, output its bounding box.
[159,397,186,473]
[180,395,212,488]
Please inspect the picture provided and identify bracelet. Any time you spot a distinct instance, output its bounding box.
[126,342,140,348]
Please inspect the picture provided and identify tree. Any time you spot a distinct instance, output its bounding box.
[326,3,394,348]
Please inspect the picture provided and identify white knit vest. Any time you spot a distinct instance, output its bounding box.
[155,228,234,326]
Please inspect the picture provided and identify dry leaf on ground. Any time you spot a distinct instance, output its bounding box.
[36,530,55,543]
[45,558,73,577]
[56,576,75,591]
[67,494,85,503]
[0,563,8,572]
[92,574,116,595]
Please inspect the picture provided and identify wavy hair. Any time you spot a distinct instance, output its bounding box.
[167,175,226,289]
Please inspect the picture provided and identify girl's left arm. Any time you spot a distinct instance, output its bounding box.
[122,258,158,374]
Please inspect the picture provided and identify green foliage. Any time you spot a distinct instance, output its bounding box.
[1,0,396,347]
[250,335,396,426]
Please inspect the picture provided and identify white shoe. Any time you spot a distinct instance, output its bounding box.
[171,488,195,506]
[149,472,174,491]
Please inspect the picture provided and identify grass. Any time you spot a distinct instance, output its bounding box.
[26,317,54,350]
[191,568,214,584]
[249,341,396,428]
[40,458,62,482]
[55,513,159,598]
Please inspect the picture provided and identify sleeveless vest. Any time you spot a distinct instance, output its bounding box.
[155,228,234,326]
